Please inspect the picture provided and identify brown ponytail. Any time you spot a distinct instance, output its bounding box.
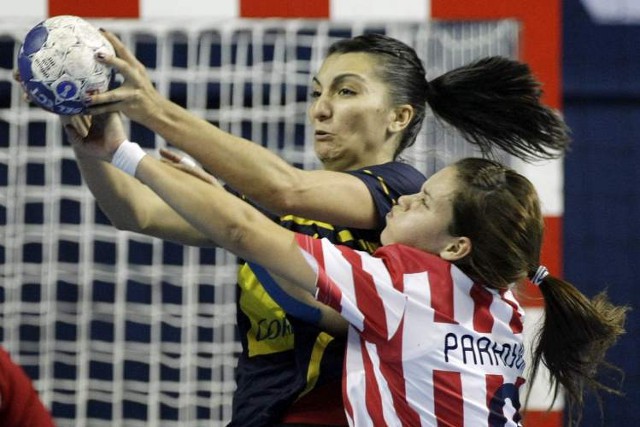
[449,158,628,424]
[531,276,629,425]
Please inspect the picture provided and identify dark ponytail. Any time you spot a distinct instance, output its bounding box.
[328,34,571,161]
[530,275,628,426]
[427,56,571,161]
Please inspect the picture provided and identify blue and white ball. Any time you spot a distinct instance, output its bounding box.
[17,15,115,115]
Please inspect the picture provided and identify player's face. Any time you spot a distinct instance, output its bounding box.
[308,52,397,171]
[381,166,460,255]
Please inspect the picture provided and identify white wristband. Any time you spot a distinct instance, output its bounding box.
[111,140,147,176]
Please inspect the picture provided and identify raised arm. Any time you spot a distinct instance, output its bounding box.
[130,148,347,333]
[67,114,347,333]
[64,114,214,247]
[135,154,313,285]
[86,31,380,229]
[135,100,378,228]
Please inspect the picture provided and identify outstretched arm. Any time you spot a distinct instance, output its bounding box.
[64,114,215,246]
[130,150,347,332]
[68,115,348,333]
[135,153,314,287]
[86,31,381,229]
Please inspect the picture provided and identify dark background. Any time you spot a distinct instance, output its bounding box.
[563,1,640,425]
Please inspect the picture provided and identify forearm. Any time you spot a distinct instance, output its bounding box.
[144,98,300,212]
[135,155,317,293]
[75,152,213,246]
[136,154,274,257]
[134,100,380,228]
[75,152,147,229]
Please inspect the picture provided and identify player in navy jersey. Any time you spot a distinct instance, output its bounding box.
[96,147,627,426]
[72,32,572,426]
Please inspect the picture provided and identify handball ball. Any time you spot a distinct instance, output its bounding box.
[17,15,115,115]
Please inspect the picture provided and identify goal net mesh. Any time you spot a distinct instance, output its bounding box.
[0,18,519,426]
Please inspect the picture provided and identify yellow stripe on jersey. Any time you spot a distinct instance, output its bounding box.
[363,169,393,200]
[238,264,294,356]
[298,331,335,398]
[280,214,335,230]
[340,233,380,253]
[281,215,380,252]
[357,239,380,253]
[337,229,354,243]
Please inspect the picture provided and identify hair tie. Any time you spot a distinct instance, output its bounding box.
[530,265,549,286]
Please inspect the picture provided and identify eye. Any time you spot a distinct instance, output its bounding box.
[310,89,321,99]
[338,87,356,96]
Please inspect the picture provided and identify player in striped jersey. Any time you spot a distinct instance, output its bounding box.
[78,32,573,426]
[102,146,627,426]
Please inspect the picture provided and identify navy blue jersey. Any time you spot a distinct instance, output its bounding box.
[229,162,426,426]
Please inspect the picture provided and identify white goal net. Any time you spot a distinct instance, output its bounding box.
[0,19,519,426]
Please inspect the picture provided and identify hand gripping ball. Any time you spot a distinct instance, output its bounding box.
[17,15,115,115]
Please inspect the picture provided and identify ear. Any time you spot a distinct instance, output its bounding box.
[439,237,471,262]
[388,104,414,133]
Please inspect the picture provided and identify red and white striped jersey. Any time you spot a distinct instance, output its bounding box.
[295,234,527,427]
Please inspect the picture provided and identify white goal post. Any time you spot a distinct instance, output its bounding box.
[0,19,519,426]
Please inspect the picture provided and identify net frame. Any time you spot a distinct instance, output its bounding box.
[0,18,519,426]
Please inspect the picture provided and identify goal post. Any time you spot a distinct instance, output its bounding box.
[1,19,520,426]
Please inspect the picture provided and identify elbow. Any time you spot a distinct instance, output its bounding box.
[223,216,255,258]
[107,214,146,234]
[247,170,304,215]
[97,202,150,234]
[269,190,298,214]
[263,180,307,215]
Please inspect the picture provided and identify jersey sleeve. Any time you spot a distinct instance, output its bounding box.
[347,162,426,227]
[295,234,406,343]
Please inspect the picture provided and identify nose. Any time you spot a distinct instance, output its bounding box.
[309,96,331,121]
[397,194,412,208]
